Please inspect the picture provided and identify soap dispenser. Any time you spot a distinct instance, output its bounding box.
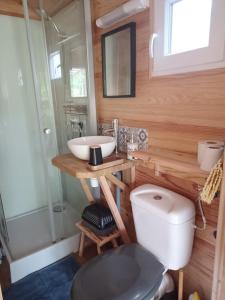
[127,132,138,160]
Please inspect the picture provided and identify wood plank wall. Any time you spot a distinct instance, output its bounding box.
[91,1,225,298]
[0,0,72,19]
[0,0,39,19]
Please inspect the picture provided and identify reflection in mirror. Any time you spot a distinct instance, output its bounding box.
[101,22,136,98]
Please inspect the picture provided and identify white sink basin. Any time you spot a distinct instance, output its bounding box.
[67,136,116,160]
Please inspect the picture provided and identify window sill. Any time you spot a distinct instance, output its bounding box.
[151,59,225,77]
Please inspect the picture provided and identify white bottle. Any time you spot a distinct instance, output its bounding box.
[127,133,138,160]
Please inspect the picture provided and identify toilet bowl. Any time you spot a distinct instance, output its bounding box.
[71,244,164,300]
[71,184,196,300]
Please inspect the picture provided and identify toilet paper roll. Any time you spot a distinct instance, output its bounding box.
[200,146,224,171]
[198,140,224,163]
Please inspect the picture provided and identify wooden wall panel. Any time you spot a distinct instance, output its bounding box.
[92,1,224,298]
[120,165,219,298]
[0,0,39,19]
[134,167,219,299]
[28,0,73,16]
[92,1,225,147]
[0,0,73,19]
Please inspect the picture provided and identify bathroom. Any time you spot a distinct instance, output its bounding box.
[0,0,225,299]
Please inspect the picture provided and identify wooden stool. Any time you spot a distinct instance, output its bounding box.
[76,221,120,256]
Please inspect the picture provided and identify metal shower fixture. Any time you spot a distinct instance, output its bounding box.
[36,8,80,45]
[36,8,67,38]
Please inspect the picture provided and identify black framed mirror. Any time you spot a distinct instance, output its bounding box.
[101,22,136,98]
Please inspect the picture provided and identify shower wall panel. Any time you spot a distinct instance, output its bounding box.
[0,13,62,219]
[0,15,51,218]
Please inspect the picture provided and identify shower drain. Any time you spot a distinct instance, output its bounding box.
[53,205,66,213]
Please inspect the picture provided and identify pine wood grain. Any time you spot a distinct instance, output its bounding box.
[79,178,95,203]
[28,0,73,17]
[91,1,223,298]
[92,1,225,147]
[0,0,39,19]
[52,153,139,179]
[212,155,225,300]
[52,153,135,244]
[0,0,74,19]
[76,221,120,248]
[106,173,128,191]
[135,167,218,299]
[99,176,130,244]
[132,148,208,184]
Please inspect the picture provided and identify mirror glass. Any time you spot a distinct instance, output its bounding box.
[102,22,136,98]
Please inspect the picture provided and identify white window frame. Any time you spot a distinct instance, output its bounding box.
[150,0,225,76]
[49,51,62,80]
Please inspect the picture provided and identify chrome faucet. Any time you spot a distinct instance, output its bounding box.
[103,119,119,154]
[70,119,84,137]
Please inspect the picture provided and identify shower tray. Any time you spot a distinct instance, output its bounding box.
[0,202,80,283]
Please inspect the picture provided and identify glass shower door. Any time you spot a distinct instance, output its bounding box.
[0,0,96,281]
[22,0,97,243]
[40,0,97,217]
[0,12,58,259]
[22,0,66,242]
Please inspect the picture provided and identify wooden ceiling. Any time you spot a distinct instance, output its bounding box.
[0,0,39,19]
[0,0,73,19]
[21,0,74,16]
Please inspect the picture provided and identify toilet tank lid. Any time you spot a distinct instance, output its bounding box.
[130,184,195,225]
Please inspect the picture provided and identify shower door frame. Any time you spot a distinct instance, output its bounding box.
[22,0,97,241]
[21,0,97,241]
[0,0,97,282]
[83,0,97,136]
[22,0,57,243]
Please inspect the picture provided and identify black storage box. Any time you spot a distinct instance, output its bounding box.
[81,203,116,235]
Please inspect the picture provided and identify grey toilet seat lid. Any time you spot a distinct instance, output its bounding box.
[71,244,165,300]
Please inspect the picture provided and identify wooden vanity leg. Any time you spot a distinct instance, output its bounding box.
[79,232,85,257]
[80,178,95,203]
[99,176,130,244]
[178,269,184,300]
[112,238,118,248]
[0,285,2,300]
[130,166,136,186]
[106,174,128,191]
[97,245,102,255]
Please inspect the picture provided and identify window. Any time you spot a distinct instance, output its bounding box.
[169,0,212,55]
[49,51,62,79]
[151,0,225,76]
[69,68,87,98]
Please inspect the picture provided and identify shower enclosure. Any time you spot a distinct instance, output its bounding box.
[0,0,96,282]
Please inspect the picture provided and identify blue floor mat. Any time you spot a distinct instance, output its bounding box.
[4,255,80,300]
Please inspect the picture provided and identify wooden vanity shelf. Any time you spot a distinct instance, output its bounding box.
[132,147,209,185]
[52,151,202,300]
[76,221,120,257]
[52,153,140,244]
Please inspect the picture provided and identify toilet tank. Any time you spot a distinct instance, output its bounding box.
[130,184,195,270]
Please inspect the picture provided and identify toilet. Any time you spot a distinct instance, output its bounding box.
[71,184,196,300]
